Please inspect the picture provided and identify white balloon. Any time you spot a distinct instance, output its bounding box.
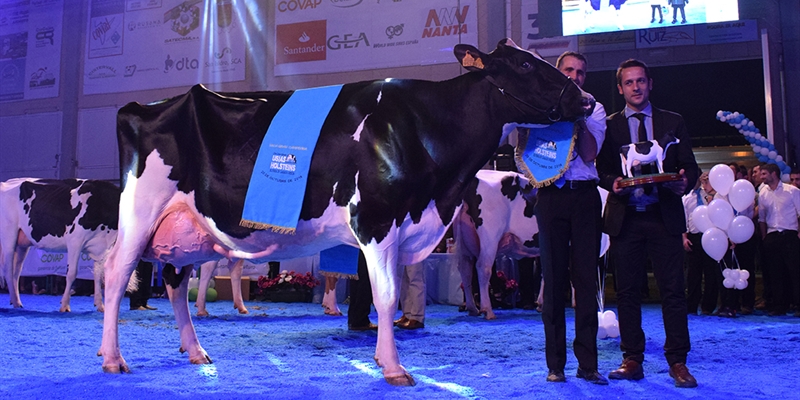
[723,277,735,289]
[728,215,755,244]
[597,325,608,339]
[782,174,791,183]
[776,155,783,162]
[709,164,735,195]
[188,277,199,290]
[755,134,763,140]
[739,269,750,280]
[728,179,756,212]
[606,323,620,338]
[722,268,731,278]
[602,310,617,326]
[702,227,728,262]
[735,279,748,290]
[760,148,770,156]
[691,206,715,233]
[768,151,778,159]
[707,199,734,230]
[728,269,740,280]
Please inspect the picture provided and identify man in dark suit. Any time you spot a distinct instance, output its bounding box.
[596,59,699,388]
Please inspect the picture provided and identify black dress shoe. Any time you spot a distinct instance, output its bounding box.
[576,368,609,385]
[348,323,378,331]
[546,369,566,383]
[394,316,409,326]
[130,305,157,311]
[669,363,697,388]
[397,319,424,330]
[608,359,644,380]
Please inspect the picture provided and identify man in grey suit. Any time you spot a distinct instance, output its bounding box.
[596,59,699,388]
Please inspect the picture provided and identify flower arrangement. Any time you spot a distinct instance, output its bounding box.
[257,270,320,293]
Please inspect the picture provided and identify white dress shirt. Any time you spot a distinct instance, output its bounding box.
[562,101,606,181]
[758,182,800,233]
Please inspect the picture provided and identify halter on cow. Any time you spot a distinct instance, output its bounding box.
[100,39,593,386]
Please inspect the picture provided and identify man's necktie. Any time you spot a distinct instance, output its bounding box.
[633,113,647,143]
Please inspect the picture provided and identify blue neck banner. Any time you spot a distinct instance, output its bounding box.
[514,122,576,188]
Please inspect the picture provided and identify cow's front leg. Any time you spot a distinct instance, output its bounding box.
[229,259,248,314]
[167,265,211,364]
[364,249,415,386]
[321,275,342,316]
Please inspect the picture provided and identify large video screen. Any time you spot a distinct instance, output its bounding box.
[562,0,739,36]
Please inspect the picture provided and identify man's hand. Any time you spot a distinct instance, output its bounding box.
[663,168,688,196]
[682,234,692,252]
[612,176,633,195]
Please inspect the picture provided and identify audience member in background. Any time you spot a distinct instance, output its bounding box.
[394,262,426,330]
[790,168,800,189]
[750,163,770,311]
[682,172,720,316]
[757,163,800,317]
[718,163,757,317]
[348,251,377,331]
[130,260,157,311]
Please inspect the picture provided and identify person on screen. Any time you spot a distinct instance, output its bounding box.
[650,0,665,24]
[609,0,626,31]
[582,0,601,32]
[669,0,688,24]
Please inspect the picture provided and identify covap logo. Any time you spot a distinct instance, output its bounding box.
[278,0,322,12]
[276,20,327,64]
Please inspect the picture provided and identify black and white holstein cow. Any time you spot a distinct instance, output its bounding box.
[619,133,679,177]
[100,39,593,386]
[453,170,539,320]
[0,178,119,312]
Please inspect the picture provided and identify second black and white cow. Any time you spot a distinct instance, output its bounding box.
[0,178,119,312]
[100,39,593,386]
[453,170,539,320]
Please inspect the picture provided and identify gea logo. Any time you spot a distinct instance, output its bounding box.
[164,54,200,73]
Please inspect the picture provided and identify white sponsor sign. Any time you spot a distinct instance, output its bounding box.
[273,0,477,76]
[695,19,757,45]
[0,0,64,102]
[635,25,695,49]
[83,0,246,94]
[21,248,96,280]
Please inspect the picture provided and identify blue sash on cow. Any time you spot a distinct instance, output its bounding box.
[514,122,575,188]
[319,245,360,279]
[241,84,344,233]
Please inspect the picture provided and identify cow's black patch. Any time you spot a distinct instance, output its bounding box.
[463,177,483,229]
[77,180,120,231]
[19,179,83,243]
[634,141,654,154]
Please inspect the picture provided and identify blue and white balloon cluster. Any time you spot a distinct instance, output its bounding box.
[716,110,792,182]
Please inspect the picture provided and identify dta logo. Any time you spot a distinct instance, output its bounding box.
[163,54,199,73]
[327,32,369,50]
[276,20,327,64]
[422,6,469,38]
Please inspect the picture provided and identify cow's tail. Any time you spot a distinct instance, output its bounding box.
[662,140,680,158]
[95,249,139,293]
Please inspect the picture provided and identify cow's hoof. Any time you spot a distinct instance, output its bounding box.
[96,306,105,313]
[197,310,209,317]
[384,372,416,386]
[12,303,23,309]
[237,308,249,315]
[484,312,497,320]
[190,354,213,364]
[59,306,71,313]
[467,309,480,317]
[102,363,130,373]
[373,355,383,367]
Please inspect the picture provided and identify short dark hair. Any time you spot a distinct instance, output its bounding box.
[762,163,780,176]
[556,51,587,69]
[616,59,651,86]
[791,167,800,175]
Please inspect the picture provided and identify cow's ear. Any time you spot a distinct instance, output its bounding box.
[455,44,486,71]
[498,38,520,50]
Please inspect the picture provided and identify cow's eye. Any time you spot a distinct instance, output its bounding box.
[520,61,532,70]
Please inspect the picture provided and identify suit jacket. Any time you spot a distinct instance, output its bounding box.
[596,106,699,236]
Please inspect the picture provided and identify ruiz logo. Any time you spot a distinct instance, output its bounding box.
[385,24,403,39]
[327,32,369,50]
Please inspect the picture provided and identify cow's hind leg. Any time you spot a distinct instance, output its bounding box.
[475,254,497,320]
[59,248,82,312]
[229,259,248,314]
[168,265,211,364]
[93,260,104,312]
[456,256,480,316]
[363,246,415,386]
[8,243,29,308]
[100,251,139,373]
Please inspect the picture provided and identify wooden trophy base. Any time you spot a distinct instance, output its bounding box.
[618,173,683,188]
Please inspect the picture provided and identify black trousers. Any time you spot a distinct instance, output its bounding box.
[611,207,690,366]
[685,232,720,314]
[762,230,800,313]
[129,260,153,309]
[347,251,374,327]
[536,182,601,371]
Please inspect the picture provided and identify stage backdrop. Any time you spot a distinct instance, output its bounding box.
[273,0,477,76]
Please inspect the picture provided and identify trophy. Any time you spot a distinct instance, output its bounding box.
[617,133,684,188]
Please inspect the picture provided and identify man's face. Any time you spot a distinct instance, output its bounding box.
[617,66,652,112]
[760,169,777,185]
[558,56,587,88]
[790,173,800,188]
[751,166,762,185]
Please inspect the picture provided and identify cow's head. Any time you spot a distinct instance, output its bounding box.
[454,39,593,125]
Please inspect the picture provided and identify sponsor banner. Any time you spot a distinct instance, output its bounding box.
[21,248,96,280]
[0,0,63,102]
[83,0,246,95]
[635,25,695,49]
[695,19,757,45]
[273,0,478,76]
[578,30,635,52]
